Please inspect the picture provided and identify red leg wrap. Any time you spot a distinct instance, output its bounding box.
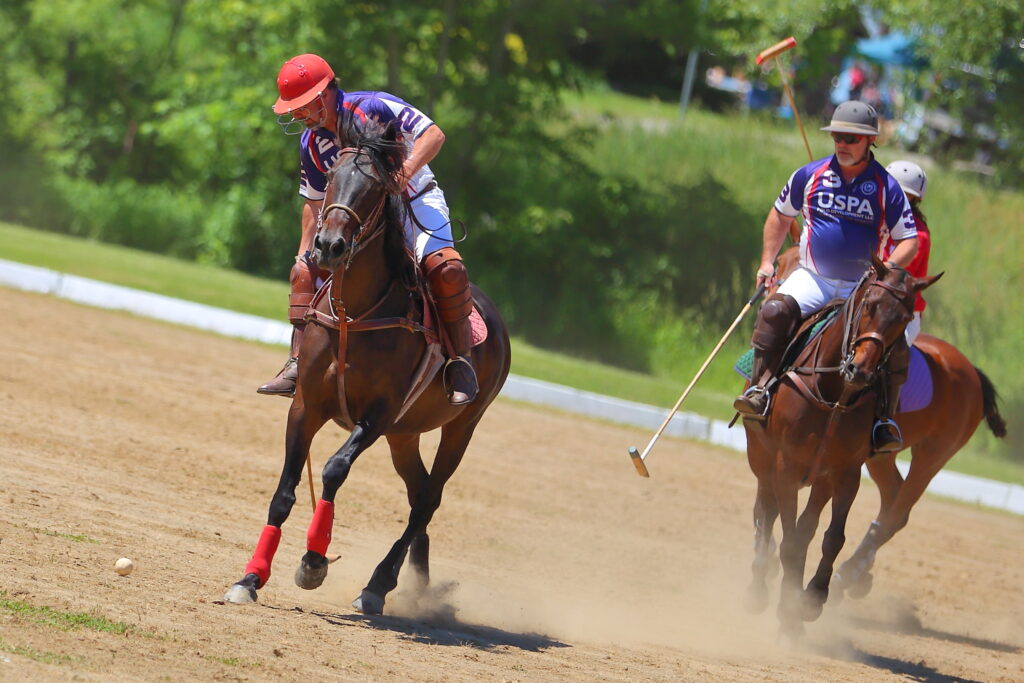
[307,499,335,556]
[243,525,282,588]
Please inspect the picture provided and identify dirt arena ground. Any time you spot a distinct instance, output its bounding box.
[1,286,1022,681]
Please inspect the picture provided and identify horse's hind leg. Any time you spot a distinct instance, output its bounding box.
[224,401,327,603]
[838,443,949,599]
[387,433,431,587]
[354,420,477,615]
[835,454,902,598]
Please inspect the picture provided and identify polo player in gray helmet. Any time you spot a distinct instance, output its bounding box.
[734,100,919,453]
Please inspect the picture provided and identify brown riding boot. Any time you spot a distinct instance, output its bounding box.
[424,247,479,406]
[258,326,303,397]
[733,294,801,419]
[872,344,909,454]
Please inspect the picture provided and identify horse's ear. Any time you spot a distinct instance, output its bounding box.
[914,271,944,292]
[383,121,398,142]
[871,253,888,277]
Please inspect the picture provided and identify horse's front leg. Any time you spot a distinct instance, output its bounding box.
[774,471,805,639]
[354,420,477,615]
[224,401,326,603]
[804,464,861,619]
[294,421,383,591]
[745,476,779,614]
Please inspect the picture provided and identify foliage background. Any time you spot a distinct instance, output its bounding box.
[0,0,1020,460]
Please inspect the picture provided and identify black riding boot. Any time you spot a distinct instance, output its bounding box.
[734,294,801,419]
[872,341,909,453]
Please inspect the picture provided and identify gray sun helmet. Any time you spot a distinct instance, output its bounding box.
[821,100,880,136]
[886,160,928,199]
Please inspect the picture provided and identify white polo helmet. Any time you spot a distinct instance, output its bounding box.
[886,160,928,199]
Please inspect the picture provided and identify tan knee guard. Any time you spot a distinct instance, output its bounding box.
[423,247,473,355]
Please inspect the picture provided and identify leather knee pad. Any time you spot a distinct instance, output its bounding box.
[752,294,801,352]
[424,247,472,323]
[288,257,320,323]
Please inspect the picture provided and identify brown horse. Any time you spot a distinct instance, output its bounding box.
[743,258,945,636]
[754,248,1008,606]
[224,123,511,614]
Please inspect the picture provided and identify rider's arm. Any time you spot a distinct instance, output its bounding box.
[299,199,320,256]
[401,125,445,187]
[885,237,918,269]
[757,208,793,287]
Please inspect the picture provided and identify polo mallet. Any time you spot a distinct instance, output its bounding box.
[756,37,812,162]
[756,36,810,242]
[628,283,767,477]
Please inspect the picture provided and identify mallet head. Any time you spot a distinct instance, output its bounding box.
[628,446,650,478]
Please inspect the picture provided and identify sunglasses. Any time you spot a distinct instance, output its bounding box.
[831,133,864,144]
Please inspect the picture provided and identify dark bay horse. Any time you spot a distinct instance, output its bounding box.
[743,258,944,636]
[753,248,1007,606]
[224,123,511,614]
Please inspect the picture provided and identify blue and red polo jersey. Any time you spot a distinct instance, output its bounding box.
[775,155,917,281]
[298,91,437,201]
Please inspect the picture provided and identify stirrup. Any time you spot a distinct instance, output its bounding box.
[734,385,770,421]
[442,356,478,405]
[871,418,903,454]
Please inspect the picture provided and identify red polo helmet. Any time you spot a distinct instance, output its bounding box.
[273,53,335,114]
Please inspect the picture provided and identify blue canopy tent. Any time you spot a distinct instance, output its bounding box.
[854,32,926,69]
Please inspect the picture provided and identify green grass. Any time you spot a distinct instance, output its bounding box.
[0,594,133,634]
[0,637,83,666]
[3,218,1021,485]
[0,221,288,319]
[26,527,100,544]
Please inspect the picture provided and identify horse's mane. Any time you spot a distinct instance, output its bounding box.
[337,108,416,283]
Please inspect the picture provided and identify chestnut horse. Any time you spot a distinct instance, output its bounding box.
[224,123,511,614]
[750,248,1007,609]
[743,258,946,636]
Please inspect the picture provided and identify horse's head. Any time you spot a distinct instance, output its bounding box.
[313,121,407,271]
[840,255,942,389]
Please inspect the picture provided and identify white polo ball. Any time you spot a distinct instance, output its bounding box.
[114,557,134,576]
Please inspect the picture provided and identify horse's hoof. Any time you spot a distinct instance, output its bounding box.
[294,552,329,590]
[744,586,770,614]
[846,571,873,599]
[351,590,385,615]
[800,595,825,622]
[223,583,258,604]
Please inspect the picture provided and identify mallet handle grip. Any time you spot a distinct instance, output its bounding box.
[756,36,797,65]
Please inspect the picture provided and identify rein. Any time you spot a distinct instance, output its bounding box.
[784,269,914,485]
[305,146,440,427]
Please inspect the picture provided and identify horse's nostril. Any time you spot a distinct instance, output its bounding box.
[329,239,346,258]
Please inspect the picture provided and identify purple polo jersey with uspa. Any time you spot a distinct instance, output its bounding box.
[775,155,917,281]
[298,91,436,201]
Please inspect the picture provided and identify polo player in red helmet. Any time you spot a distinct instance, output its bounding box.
[259,53,478,406]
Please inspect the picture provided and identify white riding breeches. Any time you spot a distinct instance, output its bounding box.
[405,184,454,261]
[905,312,921,346]
[776,266,858,318]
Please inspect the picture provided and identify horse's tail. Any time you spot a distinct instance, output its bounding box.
[974,366,1007,438]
